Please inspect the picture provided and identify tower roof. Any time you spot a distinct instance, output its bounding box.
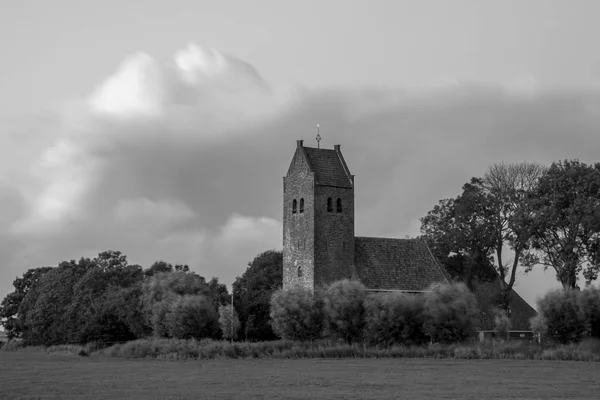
[302,146,353,188]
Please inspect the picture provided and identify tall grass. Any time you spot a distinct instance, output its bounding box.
[91,337,600,362]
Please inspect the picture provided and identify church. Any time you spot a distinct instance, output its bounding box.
[282,139,536,332]
[282,139,448,291]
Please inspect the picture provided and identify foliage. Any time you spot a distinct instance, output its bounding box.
[165,295,218,339]
[363,292,427,346]
[530,314,548,341]
[322,280,366,344]
[233,250,283,341]
[537,289,587,344]
[0,267,52,339]
[421,162,544,311]
[420,185,497,291]
[269,285,324,341]
[91,337,600,362]
[579,286,600,338]
[493,308,511,340]
[423,282,479,343]
[219,304,241,341]
[524,160,600,288]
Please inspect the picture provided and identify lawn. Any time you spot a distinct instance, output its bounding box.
[1,351,599,400]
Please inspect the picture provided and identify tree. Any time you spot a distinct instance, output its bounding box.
[166,295,218,339]
[322,280,366,344]
[233,250,282,341]
[269,285,324,341]
[207,277,230,314]
[0,267,52,339]
[537,289,587,344]
[524,160,600,288]
[423,282,479,343]
[363,292,427,346]
[421,162,545,311]
[18,258,95,345]
[219,304,241,341]
[140,271,213,337]
[420,180,497,291]
[481,162,546,309]
[63,251,144,343]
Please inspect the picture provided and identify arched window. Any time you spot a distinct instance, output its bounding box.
[297,266,303,278]
[299,198,304,213]
[327,197,333,212]
[337,198,342,213]
[292,199,297,214]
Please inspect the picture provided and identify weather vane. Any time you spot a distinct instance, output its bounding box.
[316,124,321,149]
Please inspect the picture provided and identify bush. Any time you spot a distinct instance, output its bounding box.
[165,295,218,339]
[219,304,241,340]
[423,282,479,343]
[537,289,587,344]
[363,292,427,346]
[493,308,512,340]
[530,314,548,342]
[270,285,324,341]
[322,280,366,344]
[579,287,600,338]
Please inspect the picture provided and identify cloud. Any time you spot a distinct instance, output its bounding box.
[2,43,600,304]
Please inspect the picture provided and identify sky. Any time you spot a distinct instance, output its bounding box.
[2,0,600,307]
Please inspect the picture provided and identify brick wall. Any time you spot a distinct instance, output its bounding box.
[314,185,355,287]
[283,147,315,289]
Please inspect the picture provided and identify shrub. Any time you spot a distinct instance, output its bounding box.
[219,304,241,341]
[322,280,366,344]
[530,314,548,342]
[423,282,479,343]
[579,287,600,338]
[493,308,511,340]
[270,285,324,341]
[363,292,427,346]
[537,289,587,344]
[165,295,218,339]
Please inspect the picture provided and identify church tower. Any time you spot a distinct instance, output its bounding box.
[283,140,355,290]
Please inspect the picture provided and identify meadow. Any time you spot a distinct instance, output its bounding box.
[1,350,599,400]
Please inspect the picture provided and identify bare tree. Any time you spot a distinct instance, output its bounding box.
[481,162,547,310]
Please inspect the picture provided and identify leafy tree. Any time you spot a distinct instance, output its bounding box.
[219,304,241,341]
[140,271,212,337]
[537,289,587,344]
[423,282,479,343]
[322,280,366,344]
[0,267,52,339]
[233,250,282,341]
[166,295,218,339]
[420,180,497,291]
[18,258,95,345]
[270,285,324,341]
[422,162,545,311]
[578,287,600,338]
[144,261,174,276]
[524,160,600,288]
[63,251,144,343]
[207,277,230,314]
[363,292,427,346]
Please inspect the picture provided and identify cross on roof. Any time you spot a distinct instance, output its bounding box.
[316,124,321,149]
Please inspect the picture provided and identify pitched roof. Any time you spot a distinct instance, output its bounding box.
[471,281,537,331]
[303,147,353,188]
[354,237,449,291]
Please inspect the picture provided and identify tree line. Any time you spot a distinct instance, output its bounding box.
[420,159,600,312]
[2,159,600,346]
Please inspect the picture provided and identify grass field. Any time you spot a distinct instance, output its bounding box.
[1,351,599,400]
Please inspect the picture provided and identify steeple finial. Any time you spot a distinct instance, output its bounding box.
[316,124,321,149]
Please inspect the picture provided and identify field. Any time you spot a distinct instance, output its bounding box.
[1,351,599,400]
